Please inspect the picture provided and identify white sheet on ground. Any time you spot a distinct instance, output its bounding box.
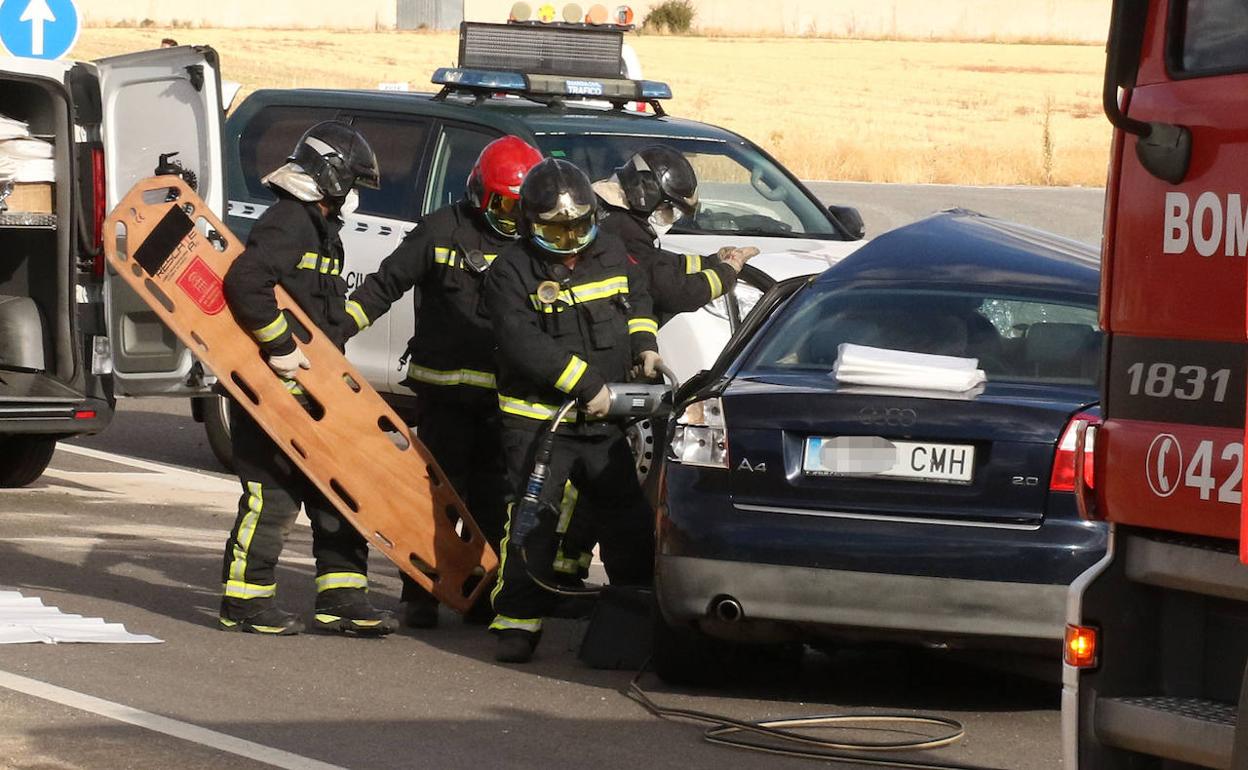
[833,343,987,393]
[0,590,163,644]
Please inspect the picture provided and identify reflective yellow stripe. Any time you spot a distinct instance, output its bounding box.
[629,318,659,336]
[684,254,702,274]
[345,300,370,331]
[568,276,629,303]
[315,572,369,593]
[489,615,543,633]
[556,481,579,535]
[554,356,588,394]
[483,253,498,264]
[227,482,264,584]
[498,395,576,423]
[701,268,724,300]
[407,364,497,389]
[222,580,277,599]
[491,502,514,607]
[297,252,319,270]
[282,379,305,397]
[252,313,288,343]
[434,247,457,266]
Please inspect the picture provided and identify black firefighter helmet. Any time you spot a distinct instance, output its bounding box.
[613,145,699,221]
[520,158,600,256]
[289,121,381,200]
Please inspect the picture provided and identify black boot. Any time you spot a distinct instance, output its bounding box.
[495,629,540,663]
[314,590,398,637]
[219,599,303,636]
[400,595,440,629]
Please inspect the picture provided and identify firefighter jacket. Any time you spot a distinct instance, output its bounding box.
[599,206,738,325]
[344,201,510,397]
[484,233,659,434]
[224,194,354,356]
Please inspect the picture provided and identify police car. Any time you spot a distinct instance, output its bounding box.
[200,22,866,467]
[0,46,226,487]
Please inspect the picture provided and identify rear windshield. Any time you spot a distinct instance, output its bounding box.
[1176,0,1248,75]
[533,134,840,239]
[745,287,1103,386]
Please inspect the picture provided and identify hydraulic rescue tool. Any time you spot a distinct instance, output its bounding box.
[103,177,497,613]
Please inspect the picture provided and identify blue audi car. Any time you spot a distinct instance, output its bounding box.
[654,211,1107,683]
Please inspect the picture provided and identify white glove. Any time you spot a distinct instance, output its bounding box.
[585,385,612,418]
[632,350,663,380]
[267,348,310,379]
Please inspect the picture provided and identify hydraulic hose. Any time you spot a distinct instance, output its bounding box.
[626,666,1006,770]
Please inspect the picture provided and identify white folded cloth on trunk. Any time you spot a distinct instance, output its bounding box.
[0,138,53,160]
[832,343,987,392]
[0,114,29,142]
[7,158,54,183]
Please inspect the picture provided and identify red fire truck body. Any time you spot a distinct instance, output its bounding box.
[1067,1,1248,768]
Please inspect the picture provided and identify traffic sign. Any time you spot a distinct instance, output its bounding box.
[0,0,79,60]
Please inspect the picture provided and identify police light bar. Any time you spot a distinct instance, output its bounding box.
[460,21,623,80]
[432,67,672,112]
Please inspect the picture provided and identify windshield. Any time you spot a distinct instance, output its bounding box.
[746,287,1103,387]
[534,134,839,239]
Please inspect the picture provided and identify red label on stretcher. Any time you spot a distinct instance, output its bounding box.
[176,257,226,316]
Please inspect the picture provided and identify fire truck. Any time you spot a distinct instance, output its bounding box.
[1064,1,1248,767]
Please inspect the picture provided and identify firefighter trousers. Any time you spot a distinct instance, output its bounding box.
[490,421,655,634]
[220,400,370,613]
[401,392,509,603]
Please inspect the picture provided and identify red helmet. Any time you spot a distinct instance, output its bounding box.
[467,136,543,238]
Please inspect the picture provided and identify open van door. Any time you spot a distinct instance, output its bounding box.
[98,46,224,396]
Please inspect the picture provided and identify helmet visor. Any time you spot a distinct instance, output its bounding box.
[484,193,521,237]
[531,216,598,255]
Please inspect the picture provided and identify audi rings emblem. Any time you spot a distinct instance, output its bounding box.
[858,407,918,428]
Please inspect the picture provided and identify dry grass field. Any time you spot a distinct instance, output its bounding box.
[73,28,1111,187]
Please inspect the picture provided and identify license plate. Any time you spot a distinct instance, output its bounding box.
[803,436,976,485]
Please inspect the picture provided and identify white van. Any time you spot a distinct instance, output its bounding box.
[0,47,223,486]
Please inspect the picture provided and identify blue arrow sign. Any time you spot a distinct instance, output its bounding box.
[0,0,79,60]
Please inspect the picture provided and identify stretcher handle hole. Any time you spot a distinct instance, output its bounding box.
[374,531,394,549]
[342,374,362,393]
[446,504,474,544]
[130,262,143,278]
[297,389,326,421]
[144,279,176,314]
[461,574,482,599]
[190,331,209,354]
[195,216,228,252]
[289,318,312,345]
[378,416,410,450]
[230,372,260,406]
[329,478,359,513]
[427,465,442,487]
[140,187,181,206]
[409,555,441,583]
[113,221,128,260]
[290,438,307,459]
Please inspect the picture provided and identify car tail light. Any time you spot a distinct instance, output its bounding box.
[91,146,107,278]
[1050,411,1100,493]
[668,397,728,469]
[1064,624,1099,669]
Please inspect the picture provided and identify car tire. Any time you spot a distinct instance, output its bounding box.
[0,435,57,488]
[203,395,234,472]
[652,609,730,686]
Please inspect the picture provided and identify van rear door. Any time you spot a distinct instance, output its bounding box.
[97,46,224,396]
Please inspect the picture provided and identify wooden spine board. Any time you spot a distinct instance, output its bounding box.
[103,177,498,613]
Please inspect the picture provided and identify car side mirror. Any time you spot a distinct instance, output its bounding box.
[828,205,866,241]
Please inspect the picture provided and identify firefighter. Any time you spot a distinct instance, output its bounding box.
[218,121,397,637]
[343,136,543,628]
[484,158,660,663]
[593,144,758,325]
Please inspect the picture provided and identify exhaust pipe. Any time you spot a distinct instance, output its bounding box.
[712,596,743,623]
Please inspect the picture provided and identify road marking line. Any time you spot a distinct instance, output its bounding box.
[57,444,235,485]
[0,669,346,770]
